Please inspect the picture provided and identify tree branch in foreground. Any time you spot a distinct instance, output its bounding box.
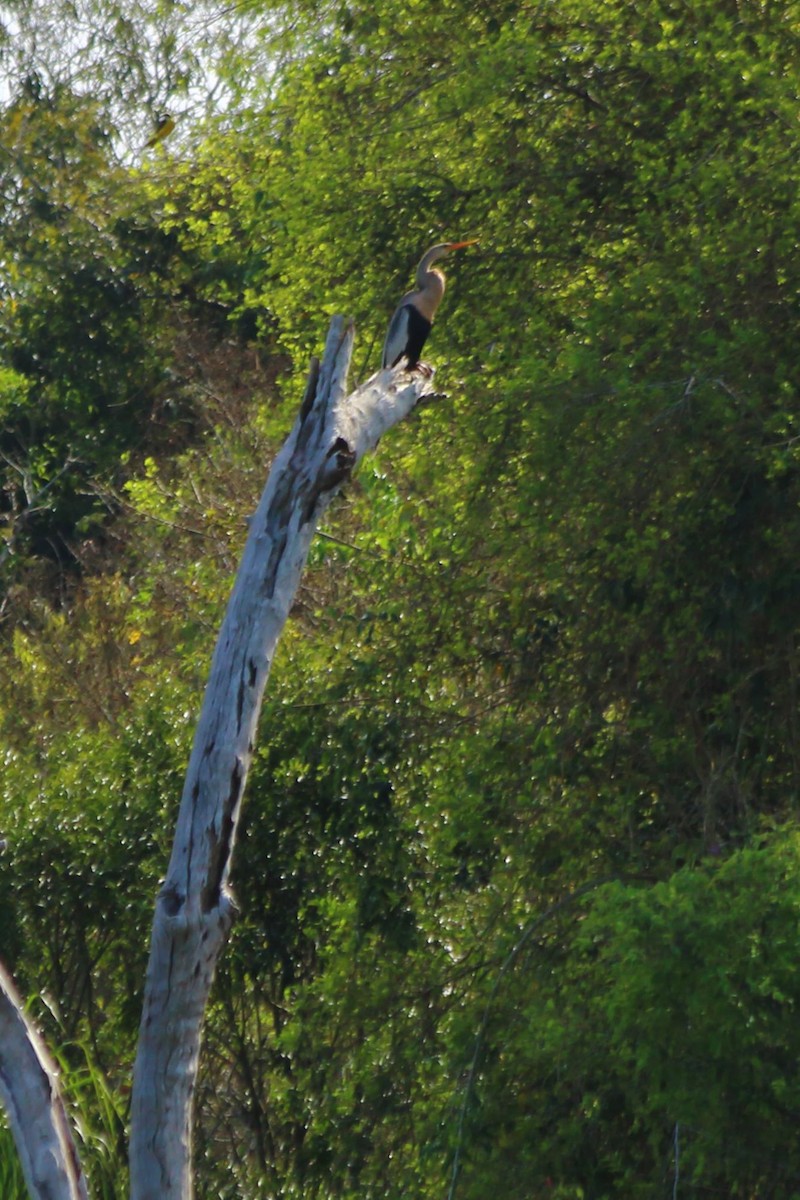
[0,965,88,1200]
[128,318,435,1200]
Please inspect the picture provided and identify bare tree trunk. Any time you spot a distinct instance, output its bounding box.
[0,317,431,1200]
[128,318,433,1200]
[0,964,88,1200]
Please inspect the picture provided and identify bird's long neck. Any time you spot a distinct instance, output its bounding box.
[413,267,445,322]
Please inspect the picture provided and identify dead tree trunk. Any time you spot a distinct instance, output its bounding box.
[128,318,434,1199]
[0,317,432,1200]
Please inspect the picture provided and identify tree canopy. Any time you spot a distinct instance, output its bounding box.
[0,0,799,1195]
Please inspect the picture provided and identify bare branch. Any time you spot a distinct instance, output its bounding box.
[0,965,88,1200]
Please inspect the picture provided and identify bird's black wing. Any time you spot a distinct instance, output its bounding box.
[382,303,432,369]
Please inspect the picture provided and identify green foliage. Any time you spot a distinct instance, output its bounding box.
[0,78,215,573]
[0,0,799,1196]
[450,837,800,1198]
[0,1121,27,1199]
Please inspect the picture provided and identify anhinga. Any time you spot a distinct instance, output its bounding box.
[382,239,478,370]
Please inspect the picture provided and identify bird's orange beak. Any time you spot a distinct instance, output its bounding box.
[448,239,479,250]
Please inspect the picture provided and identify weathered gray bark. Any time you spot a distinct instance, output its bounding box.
[128,317,434,1200]
[0,964,88,1200]
[0,317,431,1200]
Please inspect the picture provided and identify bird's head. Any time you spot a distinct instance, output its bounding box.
[416,239,478,285]
[424,239,479,265]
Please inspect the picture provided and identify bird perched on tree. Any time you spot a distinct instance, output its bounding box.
[382,239,478,370]
[144,112,176,149]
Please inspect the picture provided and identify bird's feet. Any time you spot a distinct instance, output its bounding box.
[414,360,434,378]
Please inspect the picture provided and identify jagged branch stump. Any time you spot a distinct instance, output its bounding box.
[128,316,434,1200]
